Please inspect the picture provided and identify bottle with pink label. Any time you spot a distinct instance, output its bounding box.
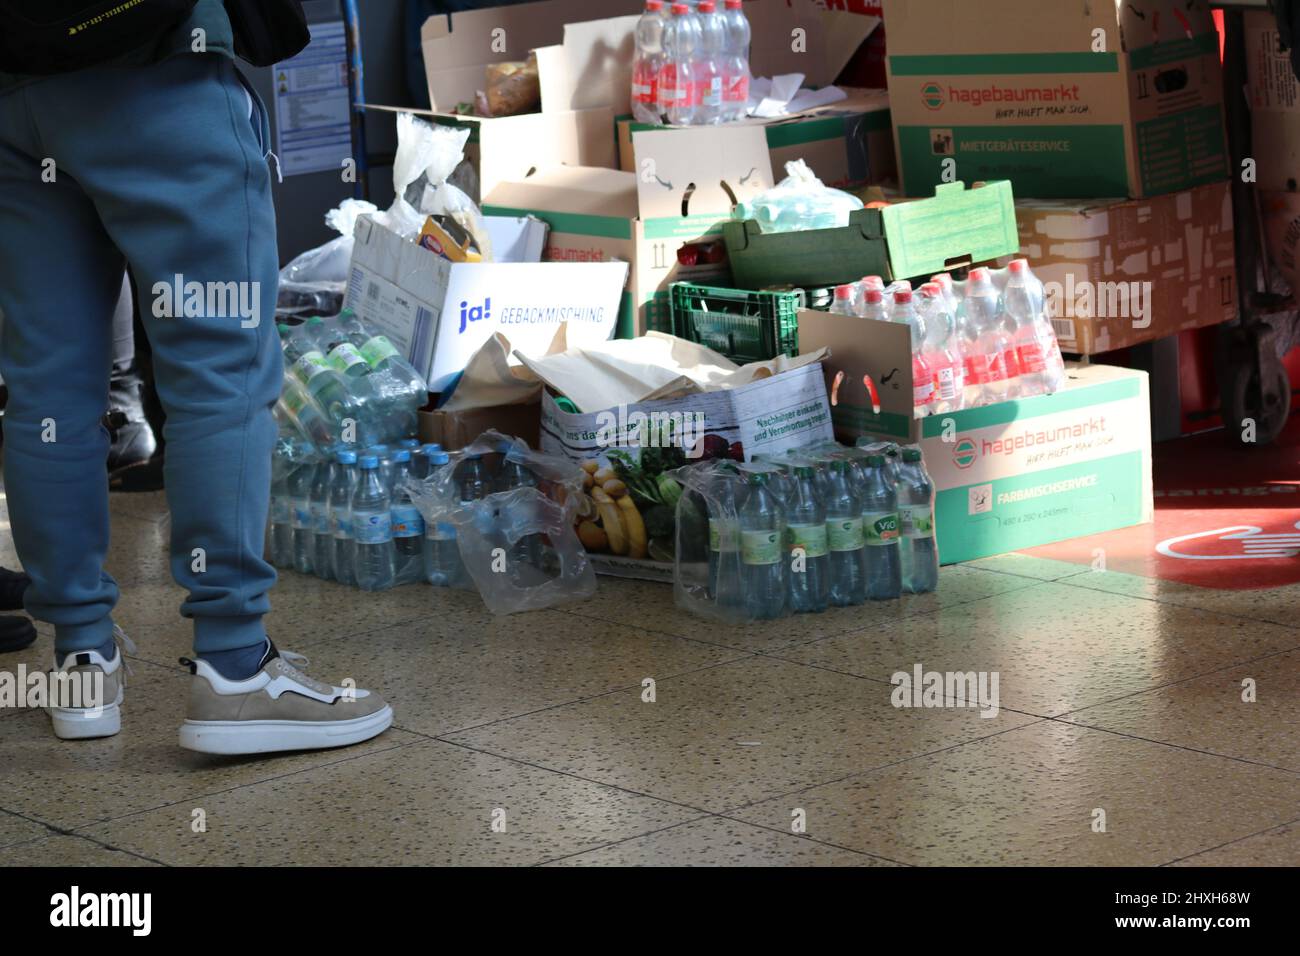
[890,287,934,418]
[631,0,667,124]
[659,3,698,125]
[721,0,751,122]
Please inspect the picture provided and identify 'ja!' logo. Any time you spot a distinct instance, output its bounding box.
[952,438,977,469]
[458,297,491,333]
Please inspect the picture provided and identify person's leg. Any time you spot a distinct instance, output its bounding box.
[0,87,125,660]
[105,272,159,477]
[23,55,282,666]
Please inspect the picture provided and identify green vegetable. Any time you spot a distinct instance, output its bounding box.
[657,474,682,510]
[643,504,675,541]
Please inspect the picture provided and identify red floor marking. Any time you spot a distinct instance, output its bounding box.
[1018,417,1300,590]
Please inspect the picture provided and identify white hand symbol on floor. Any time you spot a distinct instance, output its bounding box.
[1156,521,1300,560]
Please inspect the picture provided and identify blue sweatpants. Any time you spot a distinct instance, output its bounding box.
[0,54,282,656]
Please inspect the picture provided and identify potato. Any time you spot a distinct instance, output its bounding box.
[601,478,628,498]
[580,460,600,475]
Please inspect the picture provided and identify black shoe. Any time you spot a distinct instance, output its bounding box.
[0,567,29,612]
[0,614,35,653]
[105,360,159,477]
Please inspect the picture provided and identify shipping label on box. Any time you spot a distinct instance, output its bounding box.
[344,215,627,393]
[1244,10,1300,193]
[1011,179,1236,355]
[883,0,1228,199]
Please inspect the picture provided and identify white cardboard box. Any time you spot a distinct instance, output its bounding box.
[343,214,628,393]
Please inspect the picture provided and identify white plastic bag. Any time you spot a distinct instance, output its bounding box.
[408,430,595,614]
[732,159,864,234]
[378,113,493,260]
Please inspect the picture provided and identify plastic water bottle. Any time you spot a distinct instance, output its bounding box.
[288,456,317,575]
[898,448,939,593]
[830,284,855,315]
[966,267,1016,405]
[632,0,666,124]
[269,440,295,568]
[918,282,964,415]
[706,464,743,610]
[421,450,462,586]
[351,455,395,591]
[1004,259,1049,398]
[389,449,425,585]
[367,445,395,495]
[330,448,359,587]
[456,452,492,503]
[738,470,786,619]
[694,1,726,125]
[861,454,902,600]
[890,288,934,419]
[497,452,544,572]
[310,450,334,579]
[660,4,698,125]
[720,0,750,122]
[824,459,866,606]
[785,463,828,614]
[335,309,427,438]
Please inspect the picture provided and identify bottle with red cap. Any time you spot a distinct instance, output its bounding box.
[857,282,888,322]
[830,284,856,315]
[1004,258,1050,397]
[931,272,969,406]
[851,274,884,317]
[632,0,667,124]
[659,3,699,125]
[965,267,1017,405]
[721,0,751,122]
[694,1,727,125]
[889,287,934,418]
[918,282,964,414]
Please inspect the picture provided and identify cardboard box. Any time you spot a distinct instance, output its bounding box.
[1010,180,1237,356]
[798,306,1155,562]
[1244,10,1300,193]
[343,214,628,393]
[884,0,1229,199]
[540,360,837,581]
[418,403,541,451]
[483,125,776,338]
[617,88,895,191]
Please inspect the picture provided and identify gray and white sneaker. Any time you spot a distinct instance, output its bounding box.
[178,642,393,755]
[47,625,134,740]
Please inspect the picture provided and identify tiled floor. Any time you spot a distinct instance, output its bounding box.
[0,493,1296,866]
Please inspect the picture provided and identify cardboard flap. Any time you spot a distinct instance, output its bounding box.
[485,166,639,220]
[537,16,640,114]
[631,126,775,220]
[795,307,915,431]
[881,181,1019,279]
[882,0,1116,55]
[746,0,873,86]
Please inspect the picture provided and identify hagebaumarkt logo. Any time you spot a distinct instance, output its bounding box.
[921,81,945,110]
[953,437,977,469]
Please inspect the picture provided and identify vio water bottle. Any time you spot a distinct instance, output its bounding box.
[785,463,829,614]
[824,459,866,606]
[738,470,787,620]
[861,455,903,600]
[351,455,395,591]
[898,448,939,593]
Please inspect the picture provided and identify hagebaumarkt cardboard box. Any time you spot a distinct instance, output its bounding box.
[883,0,1229,199]
[1244,10,1300,193]
[484,125,776,339]
[797,310,1153,563]
[617,88,895,191]
[540,359,836,581]
[343,214,627,393]
[418,403,541,452]
[1009,180,1236,356]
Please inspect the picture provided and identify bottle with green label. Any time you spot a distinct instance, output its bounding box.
[282,318,370,439]
[862,454,902,600]
[824,459,866,606]
[337,309,427,439]
[786,463,828,614]
[738,469,787,620]
[898,447,938,593]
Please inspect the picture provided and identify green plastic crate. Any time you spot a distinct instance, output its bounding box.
[670,282,803,364]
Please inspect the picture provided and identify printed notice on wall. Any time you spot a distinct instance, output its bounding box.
[272,20,353,177]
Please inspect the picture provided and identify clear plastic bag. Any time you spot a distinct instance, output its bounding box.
[407,430,596,615]
[732,159,864,234]
[277,198,379,319]
[379,113,493,261]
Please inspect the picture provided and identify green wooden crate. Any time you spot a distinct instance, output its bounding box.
[669,282,803,364]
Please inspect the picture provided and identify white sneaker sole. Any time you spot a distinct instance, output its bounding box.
[177,704,394,755]
[48,688,124,741]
